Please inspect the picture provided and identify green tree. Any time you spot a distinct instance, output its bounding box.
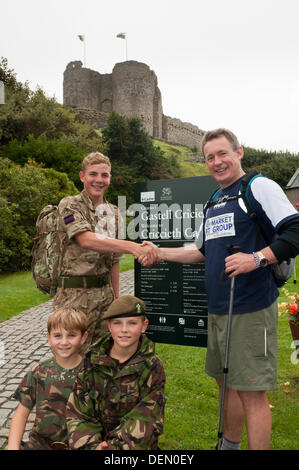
[0,158,77,272]
[1,134,86,187]
[0,57,104,154]
[0,57,26,92]
[102,112,172,179]
[102,112,129,164]
[0,198,32,272]
[243,147,299,187]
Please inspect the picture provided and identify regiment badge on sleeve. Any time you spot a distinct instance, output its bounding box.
[64,214,75,225]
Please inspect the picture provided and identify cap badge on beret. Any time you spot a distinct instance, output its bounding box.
[135,302,143,314]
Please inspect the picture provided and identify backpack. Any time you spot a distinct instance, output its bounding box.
[31,205,67,296]
[204,170,295,287]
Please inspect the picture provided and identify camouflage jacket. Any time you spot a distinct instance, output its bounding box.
[12,357,83,450]
[57,191,123,277]
[66,333,166,450]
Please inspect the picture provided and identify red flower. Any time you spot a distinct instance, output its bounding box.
[290,304,298,315]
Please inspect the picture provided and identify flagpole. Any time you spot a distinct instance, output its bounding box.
[116,32,127,61]
[78,35,86,67]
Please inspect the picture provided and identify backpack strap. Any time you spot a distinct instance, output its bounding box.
[204,188,240,214]
[239,170,270,249]
[239,170,260,217]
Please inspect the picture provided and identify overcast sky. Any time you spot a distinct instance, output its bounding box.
[1,0,299,153]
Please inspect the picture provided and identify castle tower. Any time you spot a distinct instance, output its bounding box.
[63,61,101,110]
[112,61,162,138]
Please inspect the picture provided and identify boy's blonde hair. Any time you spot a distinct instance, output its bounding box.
[47,307,87,334]
[82,152,111,172]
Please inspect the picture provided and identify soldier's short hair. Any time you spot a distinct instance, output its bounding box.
[82,152,111,172]
[201,128,241,156]
[47,307,87,334]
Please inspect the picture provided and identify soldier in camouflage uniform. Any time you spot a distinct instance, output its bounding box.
[8,308,88,450]
[66,295,166,450]
[53,152,160,347]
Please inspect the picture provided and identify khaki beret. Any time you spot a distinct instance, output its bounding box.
[102,295,146,320]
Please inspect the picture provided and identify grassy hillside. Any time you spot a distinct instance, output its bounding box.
[96,128,209,179]
[152,139,210,178]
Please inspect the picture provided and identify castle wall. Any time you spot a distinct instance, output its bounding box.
[153,87,163,139]
[99,74,113,113]
[162,115,204,149]
[75,108,108,129]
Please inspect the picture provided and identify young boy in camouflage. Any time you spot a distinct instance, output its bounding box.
[66,295,166,450]
[8,307,88,450]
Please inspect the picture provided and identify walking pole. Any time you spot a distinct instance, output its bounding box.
[215,244,240,450]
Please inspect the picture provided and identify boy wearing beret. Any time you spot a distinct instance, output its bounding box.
[66,295,166,450]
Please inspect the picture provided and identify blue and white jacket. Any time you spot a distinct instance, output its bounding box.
[195,175,299,315]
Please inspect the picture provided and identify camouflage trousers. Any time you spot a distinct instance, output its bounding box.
[53,284,115,349]
[21,436,68,450]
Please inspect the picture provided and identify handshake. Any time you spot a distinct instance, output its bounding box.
[136,241,162,267]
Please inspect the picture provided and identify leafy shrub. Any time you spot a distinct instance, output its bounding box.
[243,147,299,188]
[0,198,31,272]
[0,57,104,157]
[0,134,86,187]
[0,158,77,271]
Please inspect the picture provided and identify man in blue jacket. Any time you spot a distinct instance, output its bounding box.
[140,128,299,450]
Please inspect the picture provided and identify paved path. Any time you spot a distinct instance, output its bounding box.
[0,270,134,450]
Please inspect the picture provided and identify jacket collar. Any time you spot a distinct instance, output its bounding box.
[81,190,108,211]
[88,333,155,368]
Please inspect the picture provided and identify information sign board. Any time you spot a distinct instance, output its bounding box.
[133,176,219,347]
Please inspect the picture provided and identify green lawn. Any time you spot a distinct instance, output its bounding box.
[0,256,298,450]
[0,254,134,322]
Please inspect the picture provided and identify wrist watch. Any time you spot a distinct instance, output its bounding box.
[256,251,269,267]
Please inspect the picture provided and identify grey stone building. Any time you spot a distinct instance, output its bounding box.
[63,60,204,148]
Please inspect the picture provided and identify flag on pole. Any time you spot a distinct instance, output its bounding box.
[78,35,85,42]
[116,32,126,39]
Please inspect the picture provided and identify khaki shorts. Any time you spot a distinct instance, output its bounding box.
[205,302,278,391]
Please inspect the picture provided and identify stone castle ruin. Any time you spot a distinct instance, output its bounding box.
[63,60,204,148]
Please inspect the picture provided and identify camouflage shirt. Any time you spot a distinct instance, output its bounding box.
[66,334,166,450]
[12,357,83,450]
[57,190,123,277]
